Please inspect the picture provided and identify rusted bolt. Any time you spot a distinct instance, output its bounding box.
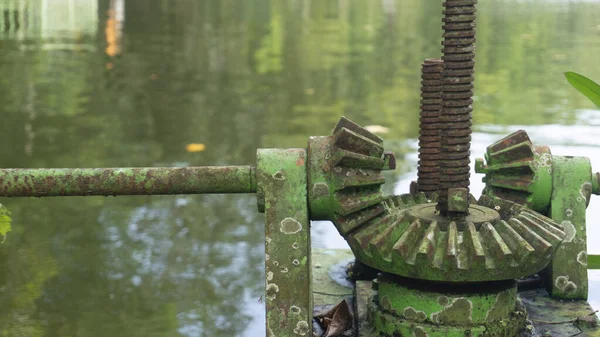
[437,0,477,217]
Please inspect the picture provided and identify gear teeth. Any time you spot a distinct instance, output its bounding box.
[400,194,417,208]
[480,222,514,269]
[476,130,553,212]
[393,218,425,265]
[488,130,532,155]
[494,220,534,265]
[415,221,440,266]
[507,218,552,258]
[486,175,534,192]
[445,222,460,269]
[368,219,403,262]
[463,222,485,268]
[413,191,429,204]
[334,203,388,236]
[519,211,565,239]
[334,186,385,216]
[333,116,383,145]
[340,193,564,281]
[332,167,385,190]
[334,127,384,158]
[515,214,563,246]
[349,214,397,258]
[333,150,385,169]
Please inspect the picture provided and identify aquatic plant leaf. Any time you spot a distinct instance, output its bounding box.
[565,72,600,108]
[0,204,12,242]
[589,255,600,269]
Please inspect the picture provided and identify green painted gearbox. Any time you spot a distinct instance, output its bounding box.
[368,274,527,337]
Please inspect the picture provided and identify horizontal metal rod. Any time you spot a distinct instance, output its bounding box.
[589,255,600,269]
[0,166,256,197]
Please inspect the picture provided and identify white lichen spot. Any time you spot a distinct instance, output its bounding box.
[266,237,272,244]
[266,283,279,300]
[267,271,274,281]
[494,206,501,211]
[577,251,588,267]
[561,220,577,242]
[566,209,573,218]
[290,306,302,315]
[281,267,289,273]
[334,167,342,173]
[293,320,309,335]
[312,182,330,197]
[272,171,285,180]
[280,218,303,234]
[580,182,592,203]
[292,242,300,249]
[292,259,300,266]
[577,197,582,203]
[412,326,429,337]
[273,261,279,267]
[266,254,270,261]
[555,275,577,293]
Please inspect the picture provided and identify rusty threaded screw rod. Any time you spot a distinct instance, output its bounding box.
[437,0,477,216]
[416,58,444,197]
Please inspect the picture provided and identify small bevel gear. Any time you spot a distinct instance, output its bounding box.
[307,116,396,226]
[475,130,553,213]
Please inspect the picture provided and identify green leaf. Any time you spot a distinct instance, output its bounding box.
[565,71,600,108]
[589,255,600,269]
[0,204,12,242]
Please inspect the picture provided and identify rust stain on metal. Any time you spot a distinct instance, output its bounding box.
[0,166,257,197]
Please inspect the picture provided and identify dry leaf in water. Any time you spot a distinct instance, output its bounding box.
[315,299,352,337]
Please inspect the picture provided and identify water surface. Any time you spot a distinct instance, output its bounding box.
[0,0,600,336]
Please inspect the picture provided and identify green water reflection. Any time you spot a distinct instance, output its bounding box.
[0,0,599,336]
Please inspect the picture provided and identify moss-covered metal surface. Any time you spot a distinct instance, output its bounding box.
[475,130,553,214]
[343,193,564,282]
[376,274,517,325]
[0,166,257,196]
[306,117,393,222]
[545,156,592,299]
[321,250,600,337]
[258,149,312,337]
[365,273,524,336]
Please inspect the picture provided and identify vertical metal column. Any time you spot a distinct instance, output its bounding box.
[257,149,312,337]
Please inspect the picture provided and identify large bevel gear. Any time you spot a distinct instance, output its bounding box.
[308,117,565,283]
[347,193,565,282]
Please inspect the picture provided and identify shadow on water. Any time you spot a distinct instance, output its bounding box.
[0,0,599,336]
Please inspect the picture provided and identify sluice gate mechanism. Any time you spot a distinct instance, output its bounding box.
[2,0,600,336]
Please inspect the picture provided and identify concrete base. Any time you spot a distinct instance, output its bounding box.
[312,249,600,337]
